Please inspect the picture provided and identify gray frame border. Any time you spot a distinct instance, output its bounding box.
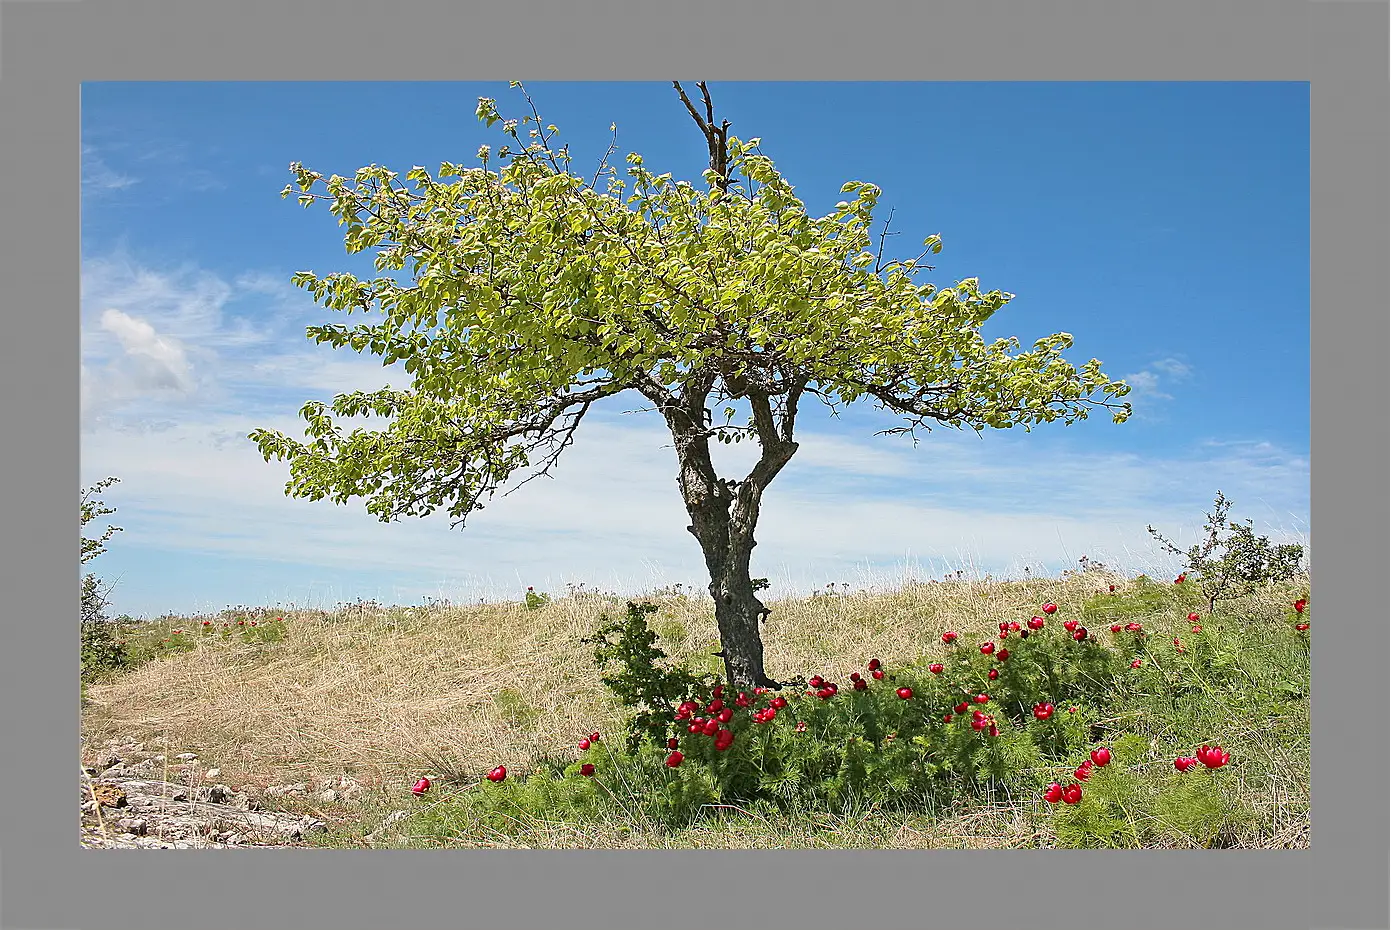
[3,0,1383,928]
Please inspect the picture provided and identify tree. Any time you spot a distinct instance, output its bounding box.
[249,82,1131,689]
[1147,491,1305,614]
[81,477,125,680]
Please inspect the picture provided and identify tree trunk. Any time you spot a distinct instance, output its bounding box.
[685,482,776,689]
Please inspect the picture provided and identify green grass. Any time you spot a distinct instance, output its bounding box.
[80,572,1309,849]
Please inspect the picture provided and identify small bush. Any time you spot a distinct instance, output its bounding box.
[1148,491,1305,614]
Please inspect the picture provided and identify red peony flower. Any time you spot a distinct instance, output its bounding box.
[942,632,959,644]
[1294,598,1307,614]
[1072,628,1088,642]
[996,648,1010,661]
[1187,612,1200,622]
[1062,783,1083,804]
[667,737,680,749]
[980,641,996,655]
[1063,619,1079,632]
[578,738,591,751]
[1028,616,1045,630]
[896,687,914,700]
[955,702,970,715]
[486,766,507,783]
[666,751,684,768]
[1175,756,1198,772]
[580,763,596,777]
[411,777,431,796]
[868,658,882,670]
[1110,624,1122,633]
[1090,747,1111,767]
[929,663,944,674]
[975,694,990,704]
[1044,783,1064,803]
[1196,744,1230,769]
[1295,622,1309,632]
[988,668,998,681]
[1130,659,1143,669]
[1042,603,1058,614]
[1033,702,1054,721]
[871,669,885,680]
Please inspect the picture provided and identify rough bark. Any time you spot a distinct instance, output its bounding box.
[648,376,798,689]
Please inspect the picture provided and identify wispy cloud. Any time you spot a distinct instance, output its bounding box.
[1122,355,1193,403]
[82,144,139,193]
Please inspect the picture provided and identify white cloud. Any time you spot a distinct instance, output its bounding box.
[98,309,195,392]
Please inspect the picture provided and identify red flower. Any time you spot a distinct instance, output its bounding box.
[1175,573,1186,584]
[1187,612,1200,622]
[735,692,751,707]
[687,723,701,734]
[853,679,868,691]
[1009,620,1022,632]
[580,763,596,777]
[928,663,944,674]
[988,668,998,681]
[1042,603,1058,614]
[771,697,788,709]
[1110,624,1122,633]
[578,738,591,751]
[1044,783,1064,803]
[667,737,680,749]
[718,708,734,722]
[1063,619,1079,632]
[1072,628,1088,642]
[1028,616,1045,630]
[1196,744,1230,769]
[817,688,834,700]
[871,669,885,680]
[1062,783,1083,804]
[795,721,807,733]
[1125,622,1143,633]
[808,677,824,689]
[980,641,996,655]
[850,672,862,681]
[486,766,507,783]
[712,685,724,697]
[988,724,999,737]
[708,698,725,712]
[1175,756,1198,772]
[996,648,1010,662]
[714,730,734,751]
[896,687,914,700]
[1191,625,1202,634]
[1295,622,1309,632]
[1294,598,1307,614]
[942,632,959,644]
[955,702,970,714]
[411,777,431,796]
[1075,761,1093,781]
[943,714,954,723]
[1130,659,1143,669]
[665,751,684,768]
[1068,706,1078,714]
[868,658,882,671]
[702,719,720,736]
[588,731,602,743]
[1090,747,1111,767]
[1109,584,1116,593]
[975,693,990,704]
[1033,703,1054,721]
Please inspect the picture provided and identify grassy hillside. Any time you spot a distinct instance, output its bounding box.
[80,570,1309,849]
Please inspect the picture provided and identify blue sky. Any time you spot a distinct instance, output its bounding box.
[80,81,1310,619]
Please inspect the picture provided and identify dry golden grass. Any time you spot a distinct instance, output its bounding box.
[81,572,1134,793]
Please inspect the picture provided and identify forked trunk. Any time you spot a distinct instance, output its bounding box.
[688,499,775,689]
